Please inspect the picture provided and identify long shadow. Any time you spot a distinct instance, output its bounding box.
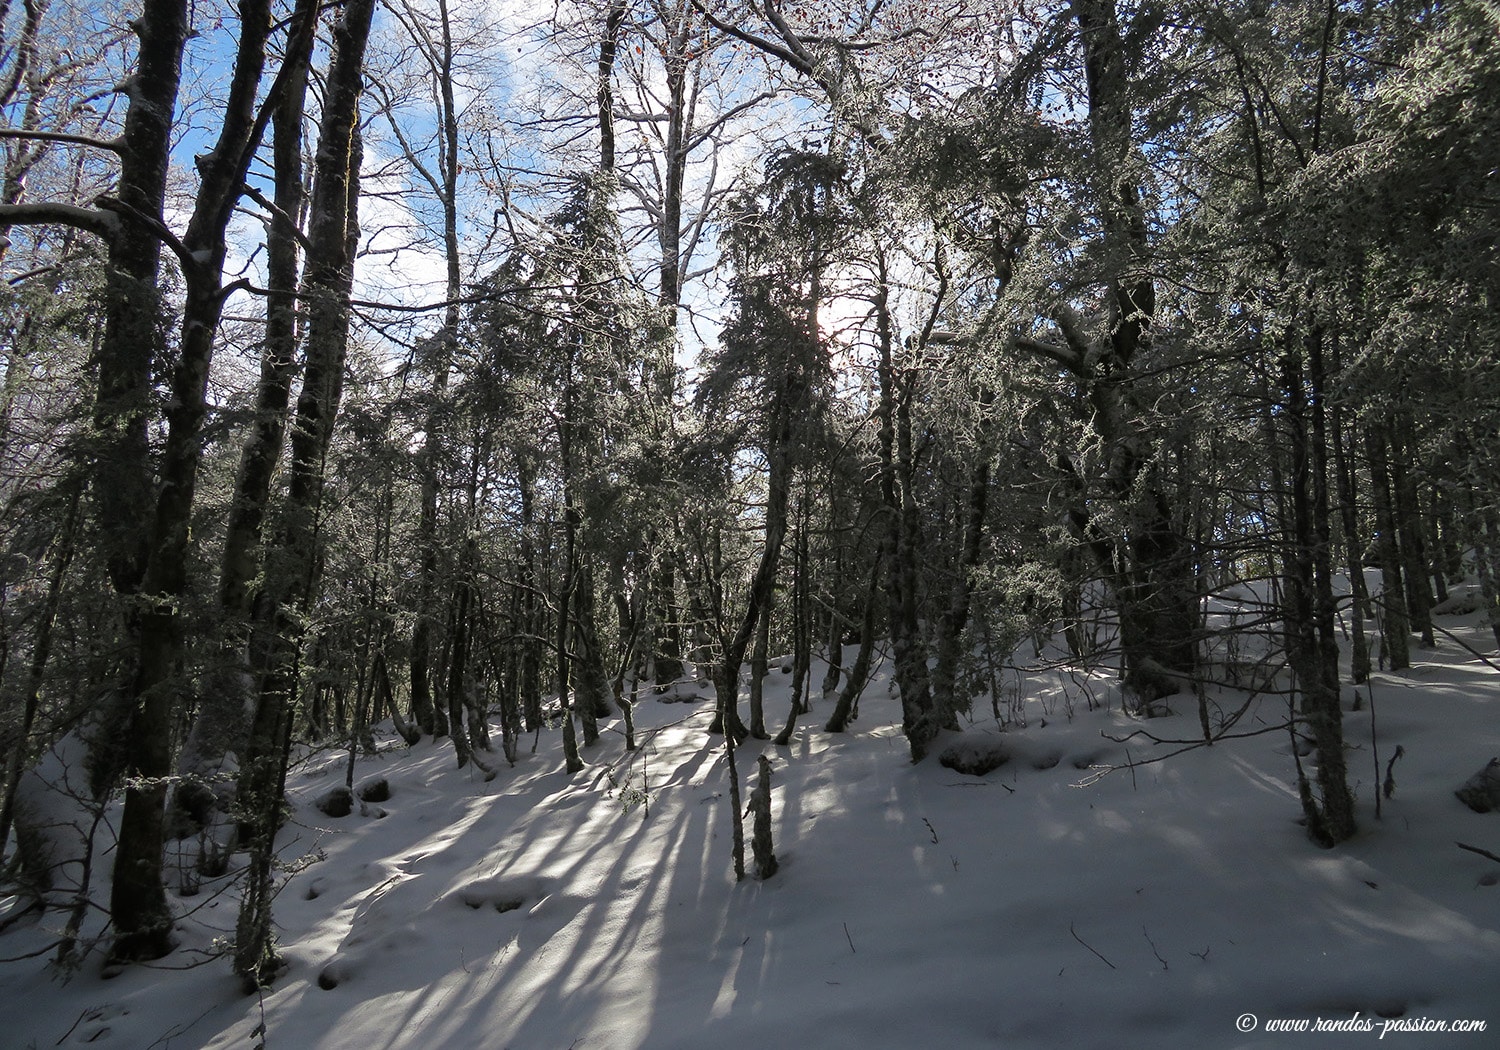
[244,700,738,1049]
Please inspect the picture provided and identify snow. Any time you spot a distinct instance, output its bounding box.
[3,608,1499,1049]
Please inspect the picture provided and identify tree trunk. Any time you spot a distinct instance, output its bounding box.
[516,457,544,732]
[217,45,310,631]
[1479,508,1500,651]
[651,545,686,689]
[825,561,879,733]
[90,0,185,604]
[1280,328,1355,847]
[748,598,771,738]
[774,495,812,746]
[111,0,315,966]
[820,606,843,699]
[931,456,989,727]
[748,754,777,879]
[820,507,846,698]
[182,25,312,797]
[234,0,373,986]
[1465,440,1500,649]
[1328,331,1371,684]
[1048,0,1198,704]
[1388,414,1434,647]
[710,374,792,744]
[575,561,614,723]
[556,342,585,773]
[399,0,469,744]
[646,2,692,689]
[873,267,934,760]
[1366,422,1411,671]
[444,549,493,777]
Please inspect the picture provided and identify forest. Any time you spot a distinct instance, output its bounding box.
[0,0,1497,1039]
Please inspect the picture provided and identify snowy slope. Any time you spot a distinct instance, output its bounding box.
[2,614,1498,1049]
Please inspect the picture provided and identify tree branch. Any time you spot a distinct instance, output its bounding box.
[1017,335,1084,373]
[1457,841,1500,865]
[689,0,815,78]
[0,128,125,153]
[94,196,194,274]
[0,201,118,240]
[240,183,312,251]
[1055,306,1095,366]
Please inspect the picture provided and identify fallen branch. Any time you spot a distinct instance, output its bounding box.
[1456,841,1500,865]
[1103,719,1294,748]
[1070,922,1116,970]
[1427,621,1500,675]
[1074,717,1296,786]
[1077,720,1297,786]
[1143,925,1168,970]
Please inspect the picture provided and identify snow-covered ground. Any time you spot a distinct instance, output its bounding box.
[3,607,1498,1049]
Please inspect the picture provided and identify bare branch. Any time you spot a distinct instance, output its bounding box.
[94,196,194,274]
[0,201,118,240]
[1457,841,1500,865]
[688,0,815,78]
[239,183,312,251]
[1017,335,1084,373]
[0,128,125,153]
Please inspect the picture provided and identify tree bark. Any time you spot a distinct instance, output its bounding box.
[1388,414,1434,647]
[111,0,316,966]
[90,0,185,603]
[825,560,879,733]
[773,495,811,745]
[234,0,373,986]
[398,0,469,744]
[516,458,544,732]
[1280,327,1355,846]
[748,598,771,738]
[748,754,777,879]
[710,358,796,742]
[183,19,312,792]
[1366,421,1411,671]
[873,267,935,760]
[930,456,989,727]
[1328,333,1371,684]
[555,340,585,774]
[1048,0,1198,704]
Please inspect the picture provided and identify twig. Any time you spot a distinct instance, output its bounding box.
[1143,925,1168,970]
[1103,720,1293,748]
[1079,720,1298,786]
[0,937,64,964]
[1456,841,1500,865]
[1070,922,1116,969]
[1428,620,1500,674]
[843,922,856,953]
[54,1006,91,1045]
[143,1004,218,1050]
